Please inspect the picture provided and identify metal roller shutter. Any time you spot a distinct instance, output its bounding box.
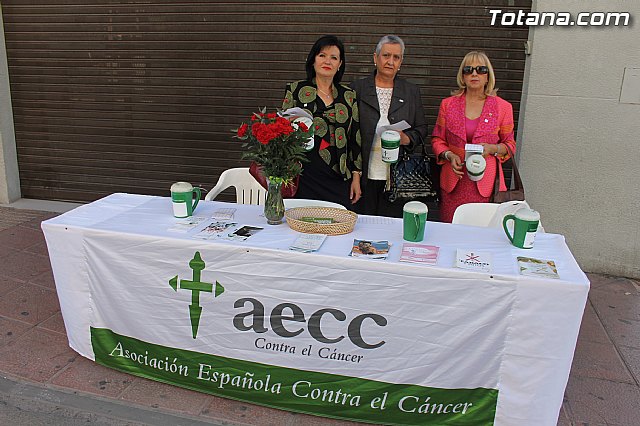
[2,0,530,203]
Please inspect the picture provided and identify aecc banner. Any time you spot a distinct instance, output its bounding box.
[84,231,515,424]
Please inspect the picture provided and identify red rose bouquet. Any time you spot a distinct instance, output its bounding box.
[233,108,311,224]
[234,108,310,185]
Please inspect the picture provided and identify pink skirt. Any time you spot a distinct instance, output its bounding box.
[439,174,490,223]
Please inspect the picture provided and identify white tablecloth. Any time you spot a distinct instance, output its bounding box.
[42,193,589,425]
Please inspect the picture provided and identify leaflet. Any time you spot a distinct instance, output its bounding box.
[211,208,236,220]
[300,217,335,224]
[375,120,411,138]
[350,239,390,260]
[455,249,493,272]
[224,225,264,242]
[289,233,327,253]
[465,143,484,160]
[280,107,313,119]
[167,216,208,233]
[399,243,440,265]
[193,221,237,240]
[517,256,560,279]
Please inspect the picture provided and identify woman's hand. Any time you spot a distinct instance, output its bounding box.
[350,173,362,204]
[399,131,411,146]
[480,143,500,157]
[448,152,464,179]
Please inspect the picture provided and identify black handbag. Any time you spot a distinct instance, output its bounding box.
[385,144,438,203]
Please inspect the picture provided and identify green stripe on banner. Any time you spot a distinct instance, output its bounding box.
[92,328,497,425]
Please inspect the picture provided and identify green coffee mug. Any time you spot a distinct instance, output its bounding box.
[171,182,201,218]
[403,201,428,242]
[381,130,401,164]
[503,208,540,249]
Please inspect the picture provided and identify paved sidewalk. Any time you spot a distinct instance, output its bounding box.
[0,206,638,425]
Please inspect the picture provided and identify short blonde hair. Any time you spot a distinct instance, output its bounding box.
[454,51,496,96]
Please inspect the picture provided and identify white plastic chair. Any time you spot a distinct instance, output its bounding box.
[284,198,347,210]
[453,201,544,232]
[488,200,545,232]
[452,203,500,227]
[205,168,266,205]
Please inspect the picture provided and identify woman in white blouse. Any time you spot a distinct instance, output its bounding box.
[350,35,428,217]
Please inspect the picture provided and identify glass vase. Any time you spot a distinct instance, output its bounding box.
[264,179,285,225]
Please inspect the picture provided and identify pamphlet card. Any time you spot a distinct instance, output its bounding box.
[399,244,440,265]
[224,225,264,241]
[299,217,335,224]
[464,143,484,160]
[375,120,411,138]
[211,208,237,220]
[289,233,327,253]
[517,256,560,279]
[280,107,313,119]
[455,249,493,272]
[193,221,237,240]
[167,216,207,233]
[350,239,390,259]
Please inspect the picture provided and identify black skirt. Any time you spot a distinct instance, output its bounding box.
[296,140,351,208]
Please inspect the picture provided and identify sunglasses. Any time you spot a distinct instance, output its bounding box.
[462,65,489,75]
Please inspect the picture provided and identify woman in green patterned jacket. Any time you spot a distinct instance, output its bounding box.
[282,35,362,207]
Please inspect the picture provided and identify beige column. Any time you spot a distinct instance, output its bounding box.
[0,6,20,204]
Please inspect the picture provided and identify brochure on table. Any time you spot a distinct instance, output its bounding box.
[399,243,440,265]
[455,249,493,273]
[350,239,391,259]
[82,194,581,280]
[517,256,560,279]
[289,233,327,253]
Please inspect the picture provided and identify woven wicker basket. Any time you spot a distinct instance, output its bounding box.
[285,207,357,235]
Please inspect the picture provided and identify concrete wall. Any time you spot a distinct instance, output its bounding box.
[519,1,640,277]
[0,7,20,204]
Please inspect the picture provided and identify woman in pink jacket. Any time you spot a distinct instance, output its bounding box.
[431,51,517,223]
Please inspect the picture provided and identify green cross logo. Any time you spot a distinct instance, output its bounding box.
[169,252,224,339]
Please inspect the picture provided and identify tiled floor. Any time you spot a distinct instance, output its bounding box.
[1,207,638,425]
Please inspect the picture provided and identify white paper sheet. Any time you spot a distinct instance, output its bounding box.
[280,107,313,119]
[375,120,411,138]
